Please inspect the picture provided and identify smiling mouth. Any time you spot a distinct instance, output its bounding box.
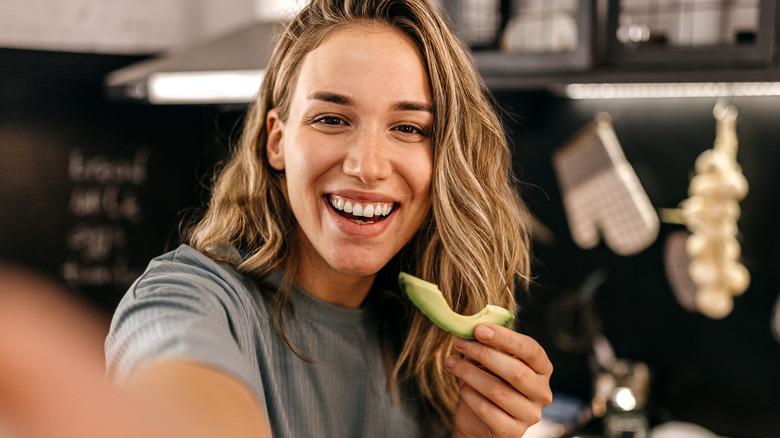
[327,194,396,224]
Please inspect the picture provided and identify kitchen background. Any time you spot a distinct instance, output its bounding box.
[1,0,779,437]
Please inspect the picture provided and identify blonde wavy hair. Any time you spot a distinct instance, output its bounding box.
[187,0,531,433]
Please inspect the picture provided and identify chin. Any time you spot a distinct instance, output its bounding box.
[329,253,392,279]
[334,262,384,279]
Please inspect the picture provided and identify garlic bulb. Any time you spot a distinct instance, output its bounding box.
[682,103,750,319]
[696,285,734,320]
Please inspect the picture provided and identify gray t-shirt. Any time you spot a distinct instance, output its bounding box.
[105,245,428,438]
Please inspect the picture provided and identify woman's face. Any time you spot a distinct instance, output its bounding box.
[266,23,434,304]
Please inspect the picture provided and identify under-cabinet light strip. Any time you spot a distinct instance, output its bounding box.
[565,82,780,99]
[144,72,780,103]
[147,70,265,104]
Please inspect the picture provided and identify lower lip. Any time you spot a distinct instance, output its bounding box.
[323,197,394,238]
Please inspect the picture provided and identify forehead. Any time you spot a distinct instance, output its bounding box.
[291,22,431,102]
[313,21,420,58]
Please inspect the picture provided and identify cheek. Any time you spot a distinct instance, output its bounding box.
[404,147,434,196]
[286,135,339,184]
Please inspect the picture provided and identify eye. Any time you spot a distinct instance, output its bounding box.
[313,115,346,126]
[392,124,427,136]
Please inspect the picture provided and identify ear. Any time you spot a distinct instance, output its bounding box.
[266,109,286,171]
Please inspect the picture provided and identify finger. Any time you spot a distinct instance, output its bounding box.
[474,324,554,377]
[447,354,541,427]
[457,379,536,438]
[453,336,552,406]
[453,393,492,438]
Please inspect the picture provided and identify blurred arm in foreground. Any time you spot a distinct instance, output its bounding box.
[0,265,268,438]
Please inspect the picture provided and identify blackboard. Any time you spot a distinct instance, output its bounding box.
[0,48,227,311]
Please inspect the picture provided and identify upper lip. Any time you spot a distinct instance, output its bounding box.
[326,189,397,204]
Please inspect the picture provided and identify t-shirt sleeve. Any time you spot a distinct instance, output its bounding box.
[104,249,263,402]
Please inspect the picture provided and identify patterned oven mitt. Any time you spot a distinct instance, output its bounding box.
[553,114,659,256]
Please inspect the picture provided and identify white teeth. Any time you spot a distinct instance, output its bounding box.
[329,195,394,218]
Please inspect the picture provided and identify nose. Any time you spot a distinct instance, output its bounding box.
[342,128,392,183]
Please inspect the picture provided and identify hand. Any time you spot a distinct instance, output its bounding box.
[445,324,553,438]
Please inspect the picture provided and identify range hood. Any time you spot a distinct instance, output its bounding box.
[105,21,280,105]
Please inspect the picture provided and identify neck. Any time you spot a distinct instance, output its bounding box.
[294,239,377,308]
[296,266,376,308]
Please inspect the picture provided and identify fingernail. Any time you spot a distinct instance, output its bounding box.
[453,337,470,352]
[445,355,457,370]
[476,325,494,340]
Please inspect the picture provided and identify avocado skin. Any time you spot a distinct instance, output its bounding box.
[398,272,514,340]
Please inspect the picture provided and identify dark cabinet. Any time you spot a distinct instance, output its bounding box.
[606,0,777,67]
[443,0,780,90]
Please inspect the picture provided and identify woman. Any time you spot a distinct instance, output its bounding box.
[106,0,552,437]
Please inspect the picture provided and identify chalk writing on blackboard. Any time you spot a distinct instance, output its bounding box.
[61,148,149,289]
[68,147,149,185]
[68,185,142,222]
[65,223,127,262]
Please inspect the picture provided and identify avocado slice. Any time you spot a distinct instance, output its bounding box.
[398,272,514,340]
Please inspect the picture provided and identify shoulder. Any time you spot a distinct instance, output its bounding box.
[106,245,269,387]
[125,244,259,306]
[109,244,269,344]
[140,244,245,286]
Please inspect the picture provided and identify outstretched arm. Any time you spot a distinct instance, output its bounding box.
[0,266,270,438]
[121,359,271,438]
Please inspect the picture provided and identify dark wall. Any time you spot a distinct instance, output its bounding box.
[498,91,780,437]
[0,48,228,312]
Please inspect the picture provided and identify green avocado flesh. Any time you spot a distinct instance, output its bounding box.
[398,272,514,340]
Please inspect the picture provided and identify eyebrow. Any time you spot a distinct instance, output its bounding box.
[308,91,352,105]
[394,100,434,114]
[307,91,433,114]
